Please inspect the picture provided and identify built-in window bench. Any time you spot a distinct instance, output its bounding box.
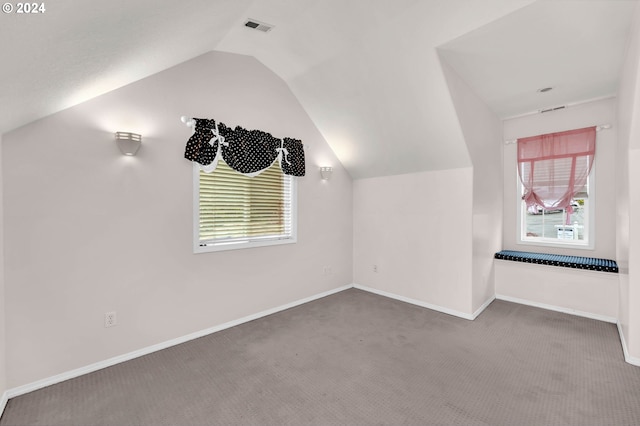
[493,250,619,323]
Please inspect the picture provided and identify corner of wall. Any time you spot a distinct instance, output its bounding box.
[617,1,640,363]
[352,168,474,316]
[438,54,503,313]
[0,132,6,414]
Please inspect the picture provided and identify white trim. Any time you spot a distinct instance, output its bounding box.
[193,163,298,254]
[6,284,352,399]
[516,163,595,251]
[472,295,496,319]
[0,391,7,418]
[5,284,633,403]
[495,294,617,324]
[617,321,640,367]
[353,284,477,320]
[192,162,201,252]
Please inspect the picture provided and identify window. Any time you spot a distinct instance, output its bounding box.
[518,126,596,249]
[516,126,596,249]
[518,175,594,249]
[194,160,296,253]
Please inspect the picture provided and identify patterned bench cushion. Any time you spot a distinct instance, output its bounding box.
[494,250,618,273]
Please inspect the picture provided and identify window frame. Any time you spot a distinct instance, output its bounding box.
[516,164,595,250]
[192,162,297,254]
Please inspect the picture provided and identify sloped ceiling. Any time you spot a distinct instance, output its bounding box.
[1,0,637,178]
[438,0,637,119]
[0,0,252,133]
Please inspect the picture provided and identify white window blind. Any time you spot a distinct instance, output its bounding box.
[196,159,295,251]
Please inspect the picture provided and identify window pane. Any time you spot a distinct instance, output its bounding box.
[522,198,587,242]
[198,160,292,246]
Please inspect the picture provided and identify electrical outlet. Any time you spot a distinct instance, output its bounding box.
[323,266,332,275]
[105,311,117,328]
[373,264,378,273]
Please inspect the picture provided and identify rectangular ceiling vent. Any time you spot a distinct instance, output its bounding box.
[244,19,274,33]
[539,105,567,114]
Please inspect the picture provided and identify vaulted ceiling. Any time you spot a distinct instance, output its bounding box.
[1,0,637,178]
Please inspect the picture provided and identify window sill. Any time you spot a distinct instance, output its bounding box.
[194,237,296,254]
[517,238,594,251]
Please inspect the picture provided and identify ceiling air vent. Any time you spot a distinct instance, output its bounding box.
[244,19,274,33]
[539,105,566,114]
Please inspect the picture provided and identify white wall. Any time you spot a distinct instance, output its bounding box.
[2,51,353,389]
[495,261,619,322]
[353,168,474,316]
[440,59,503,312]
[617,2,640,361]
[0,133,6,403]
[498,99,619,321]
[503,98,618,259]
[628,150,640,358]
[351,56,503,320]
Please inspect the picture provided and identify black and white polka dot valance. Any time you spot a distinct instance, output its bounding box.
[183,117,305,177]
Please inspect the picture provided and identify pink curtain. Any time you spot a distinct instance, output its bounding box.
[517,126,596,220]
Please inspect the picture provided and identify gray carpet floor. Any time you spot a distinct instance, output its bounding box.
[2,288,640,425]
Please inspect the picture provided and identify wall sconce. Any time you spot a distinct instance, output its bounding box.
[115,132,142,156]
[320,166,333,180]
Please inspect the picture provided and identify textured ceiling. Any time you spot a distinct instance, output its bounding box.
[1,0,637,178]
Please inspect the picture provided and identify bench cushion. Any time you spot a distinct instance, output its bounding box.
[494,250,618,273]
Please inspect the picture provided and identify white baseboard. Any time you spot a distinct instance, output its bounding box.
[472,295,496,319]
[353,284,478,320]
[617,321,640,367]
[6,284,353,399]
[4,284,635,407]
[495,294,617,324]
[0,390,7,419]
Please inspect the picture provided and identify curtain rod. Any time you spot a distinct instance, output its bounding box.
[504,124,611,145]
